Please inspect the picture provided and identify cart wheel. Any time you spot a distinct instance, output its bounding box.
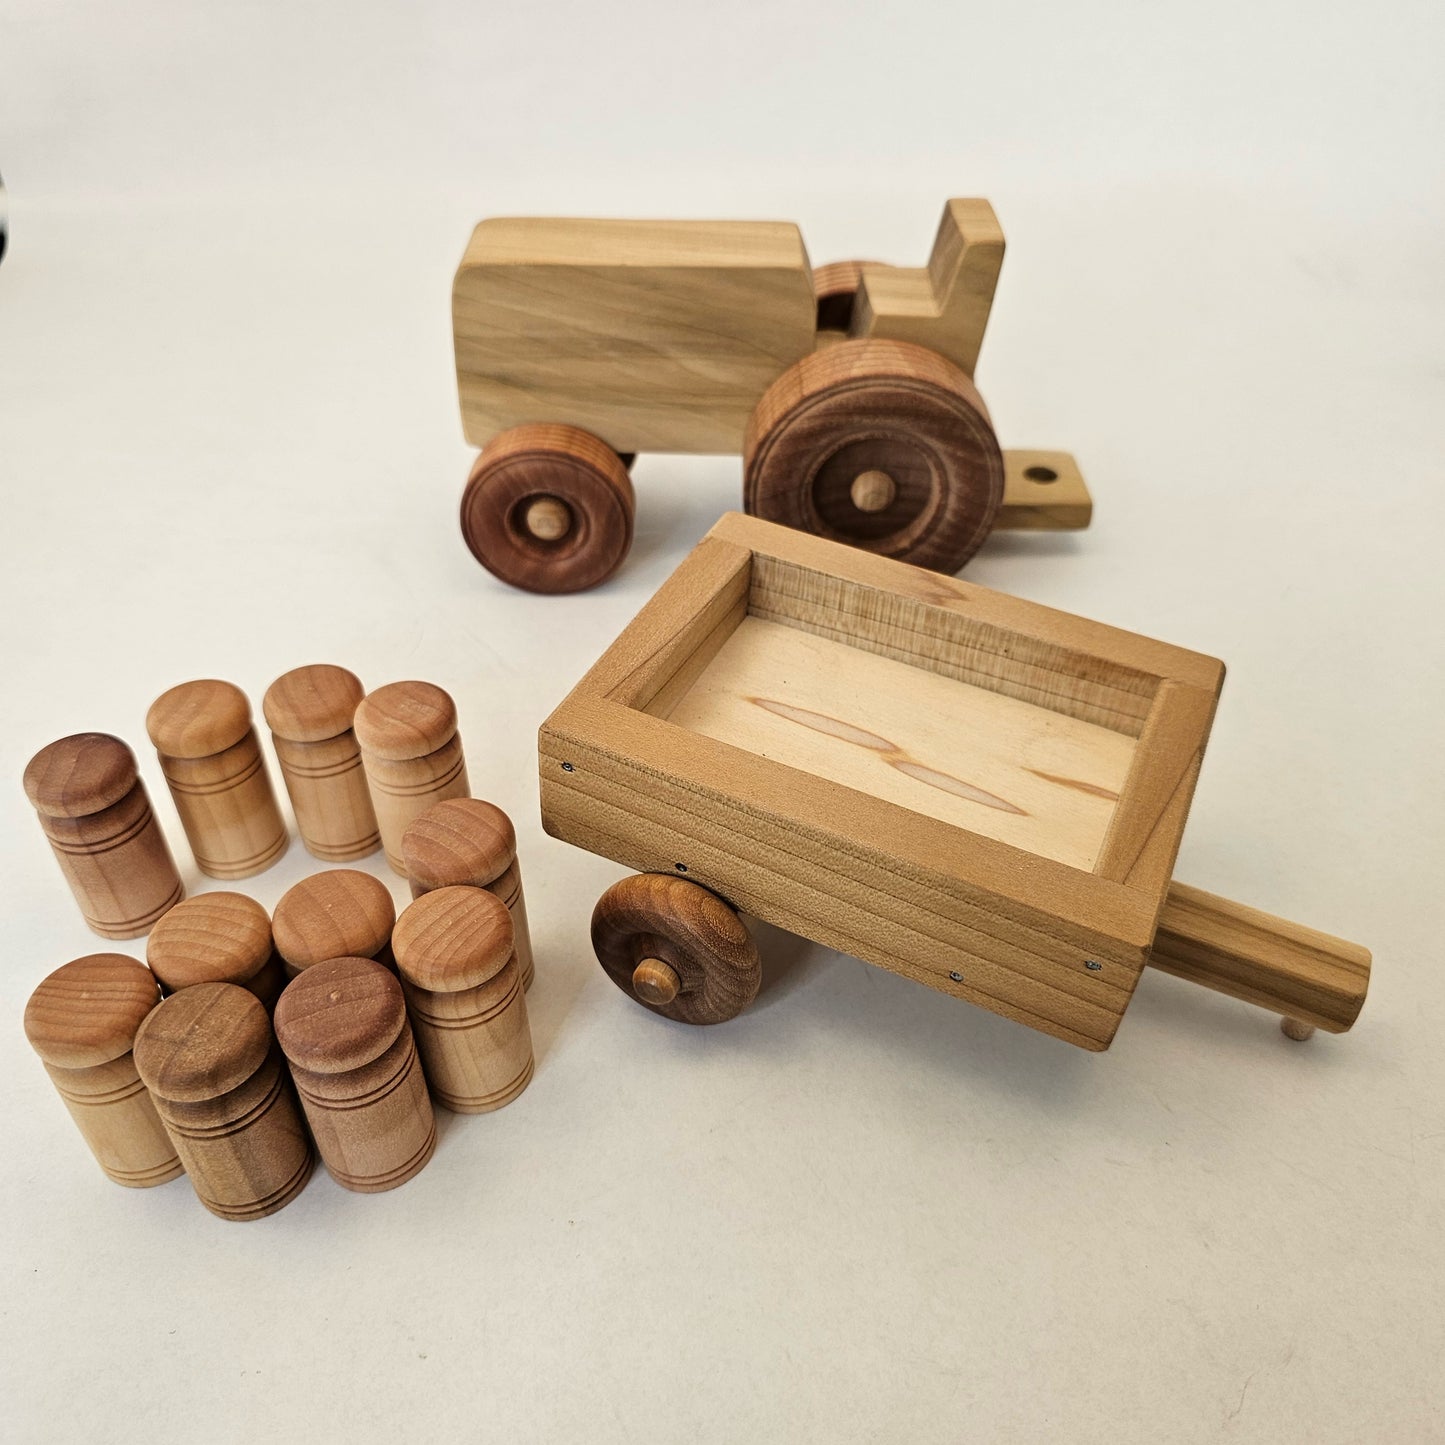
[743,338,1005,573]
[460,423,635,594]
[591,874,761,1025]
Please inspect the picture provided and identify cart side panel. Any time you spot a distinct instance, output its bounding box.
[453,218,817,455]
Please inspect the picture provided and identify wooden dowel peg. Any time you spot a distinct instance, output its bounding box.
[133,983,313,1220]
[263,664,380,863]
[146,891,285,1011]
[392,887,534,1114]
[24,733,184,939]
[146,680,288,880]
[274,957,436,1192]
[272,868,397,980]
[23,955,183,1188]
[354,682,470,876]
[400,798,536,990]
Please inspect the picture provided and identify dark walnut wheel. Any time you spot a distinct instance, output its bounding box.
[742,338,1005,574]
[591,874,761,1025]
[460,423,635,594]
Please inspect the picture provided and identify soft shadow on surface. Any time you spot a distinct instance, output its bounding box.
[746,915,829,1012]
[973,530,1089,565]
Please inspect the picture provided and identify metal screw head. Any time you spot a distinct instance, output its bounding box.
[1084,960,1103,972]
[561,761,574,772]
[949,971,963,982]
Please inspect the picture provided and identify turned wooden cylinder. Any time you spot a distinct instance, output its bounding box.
[24,733,184,939]
[274,957,436,1193]
[146,891,285,1011]
[272,868,397,980]
[146,680,288,879]
[393,887,534,1114]
[24,954,183,1188]
[134,983,313,1220]
[401,798,536,991]
[353,682,470,875]
[262,664,380,863]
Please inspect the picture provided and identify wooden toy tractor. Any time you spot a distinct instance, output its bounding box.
[451,199,1092,593]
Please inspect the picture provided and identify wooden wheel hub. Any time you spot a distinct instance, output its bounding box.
[461,423,635,594]
[523,495,574,542]
[743,339,1005,573]
[591,874,761,1025]
[849,469,897,513]
[631,957,681,1006]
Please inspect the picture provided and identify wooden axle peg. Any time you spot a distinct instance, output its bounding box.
[24,733,184,939]
[393,886,534,1114]
[591,873,761,1025]
[354,681,470,876]
[523,496,573,542]
[262,664,380,863]
[850,469,898,514]
[146,891,285,1011]
[145,680,288,879]
[272,868,397,980]
[631,958,680,1007]
[133,983,313,1220]
[24,955,183,1188]
[274,957,436,1193]
[460,423,636,594]
[400,798,536,990]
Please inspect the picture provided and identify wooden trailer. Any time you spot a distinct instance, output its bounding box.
[452,199,1091,592]
[538,513,1370,1049]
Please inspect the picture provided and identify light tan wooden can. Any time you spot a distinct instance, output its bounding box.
[24,954,183,1188]
[133,982,313,1221]
[353,682,470,876]
[392,886,533,1114]
[146,891,286,1012]
[24,733,184,939]
[145,680,288,880]
[262,664,380,863]
[274,957,436,1193]
[400,797,535,990]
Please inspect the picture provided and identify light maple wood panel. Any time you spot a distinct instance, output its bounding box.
[453,218,817,454]
[659,615,1135,871]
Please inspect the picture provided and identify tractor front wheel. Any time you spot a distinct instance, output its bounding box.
[460,423,635,594]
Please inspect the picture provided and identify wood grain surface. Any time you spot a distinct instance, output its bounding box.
[454,217,817,454]
[274,957,436,1192]
[146,891,284,1008]
[147,682,287,880]
[662,615,1135,870]
[24,954,182,1187]
[743,339,1004,574]
[133,983,312,1219]
[460,424,635,593]
[591,873,761,1025]
[264,664,379,863]
[25,733,184,939]
[394,888,532,1113]
[543,513,1225,1049]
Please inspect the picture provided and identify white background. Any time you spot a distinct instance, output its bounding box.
[2,3,1442,1441]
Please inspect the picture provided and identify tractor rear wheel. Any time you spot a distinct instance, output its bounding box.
[742,339,1004,573]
